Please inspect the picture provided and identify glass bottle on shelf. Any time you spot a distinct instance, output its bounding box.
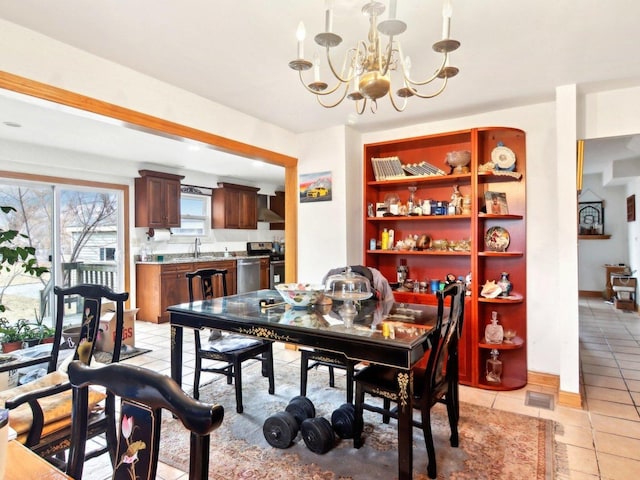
[486,349,502,384]
[484,311,504,344]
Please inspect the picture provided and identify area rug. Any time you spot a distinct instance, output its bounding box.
[93,345,151,364]
[159,360,554,479]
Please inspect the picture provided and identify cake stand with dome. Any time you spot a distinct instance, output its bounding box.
[324,267,372,327]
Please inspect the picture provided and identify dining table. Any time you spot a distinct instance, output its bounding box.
[168,289,441,480]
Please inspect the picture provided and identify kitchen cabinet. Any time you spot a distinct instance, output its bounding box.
[134,169,184,229]
[136,262,193,323]
[260,258,270,289]
[198,259,238,297]
[136,259,237,323]
[212,182,259,229]
[269,190,285,230]
[363,127,526,391]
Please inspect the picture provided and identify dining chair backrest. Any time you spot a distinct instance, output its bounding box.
[186,269,228,302]
[421,282,465,402]
[67,361,224,480]
[3,284,129,463]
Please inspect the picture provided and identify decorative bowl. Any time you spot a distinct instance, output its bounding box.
[445,150,471,173]
[275,283,325,308]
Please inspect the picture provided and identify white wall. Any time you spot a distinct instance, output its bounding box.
[578,174,629,293]
[296,126,349,283]
[628,180,640,275]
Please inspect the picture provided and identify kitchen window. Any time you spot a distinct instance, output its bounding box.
[172,193,209,236]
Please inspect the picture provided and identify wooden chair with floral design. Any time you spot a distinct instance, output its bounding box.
[1,284,128,469]
[67,361,225,480]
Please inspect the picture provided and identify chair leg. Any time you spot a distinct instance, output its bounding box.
[328,366,335,388]
[382,398,391,424]
[193,355,202,400]
[353,383,365,449]
[233,357,243,414]
[421,407,437,479]
[300,352,309,397]
[345,363,354,404]
[447,383,459,447]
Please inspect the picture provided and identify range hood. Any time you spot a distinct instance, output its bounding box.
[257,194,284,223]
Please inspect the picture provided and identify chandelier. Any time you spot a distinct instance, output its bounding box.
[288,0,460,114]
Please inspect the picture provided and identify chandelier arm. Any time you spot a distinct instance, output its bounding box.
[315,82,350,108]
[379,38,396,77]
[297,71,350,96]
[325,46,358,84]
[387,87,408,112]
[398,42,448,87]
[354,98,367,115]
[406,75,450,99]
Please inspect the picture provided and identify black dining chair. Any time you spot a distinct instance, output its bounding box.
[67,361,225,480]
[186,268,275,413]
[353,282,465,479]
[1,284,128,470]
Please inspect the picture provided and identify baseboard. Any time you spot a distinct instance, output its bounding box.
[579,290,603,298]
[528,371,559,389]
[528,370,584,408]
[558,391,583,409]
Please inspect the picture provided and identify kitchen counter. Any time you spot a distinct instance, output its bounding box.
[135,253,269,264]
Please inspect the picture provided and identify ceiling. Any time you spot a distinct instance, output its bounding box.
[1,0,640,181]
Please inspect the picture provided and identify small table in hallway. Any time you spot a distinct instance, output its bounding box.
[168,289,440,480]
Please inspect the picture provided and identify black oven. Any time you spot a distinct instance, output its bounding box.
[246,242,285,289]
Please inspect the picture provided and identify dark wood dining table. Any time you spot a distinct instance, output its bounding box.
[168,289,440,480]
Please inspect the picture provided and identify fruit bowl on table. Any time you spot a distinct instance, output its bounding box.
[275,283,325,308]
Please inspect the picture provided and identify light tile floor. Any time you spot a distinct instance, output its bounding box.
[84,295,640,479]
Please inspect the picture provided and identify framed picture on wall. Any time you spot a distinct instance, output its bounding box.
[299,171,332,203]
[578,201,604,235]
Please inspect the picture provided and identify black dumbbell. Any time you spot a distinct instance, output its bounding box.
[330,403,356,439]
[263,396,316,449]
[301,416,336,454]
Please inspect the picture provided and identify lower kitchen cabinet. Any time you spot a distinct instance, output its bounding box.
[136,260,237,323]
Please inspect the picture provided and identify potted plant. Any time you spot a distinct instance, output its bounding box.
[0,205,50,352]
[0,318,31,352]
[28,309,56,344]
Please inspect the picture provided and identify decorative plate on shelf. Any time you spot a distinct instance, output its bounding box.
[491,144,516,171]
[485,226,510,252]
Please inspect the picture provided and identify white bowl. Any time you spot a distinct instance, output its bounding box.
[275,283,325,308]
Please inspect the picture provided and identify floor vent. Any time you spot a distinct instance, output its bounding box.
[525,391,555,410]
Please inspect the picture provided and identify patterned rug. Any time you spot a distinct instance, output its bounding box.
[159,360,554,479]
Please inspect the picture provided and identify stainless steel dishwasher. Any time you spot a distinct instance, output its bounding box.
[236,257,261,293]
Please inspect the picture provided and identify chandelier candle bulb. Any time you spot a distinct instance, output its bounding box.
[442,0,453,39]
[389,0,397,19]
[296,22,306,58]
[313,54,321,82]
[325,0,333,32]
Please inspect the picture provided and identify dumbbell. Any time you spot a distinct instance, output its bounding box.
[263,396,316,449]
[301,416,336,454]
[330,403,356,439]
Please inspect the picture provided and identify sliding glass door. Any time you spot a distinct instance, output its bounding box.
[0,180,123,326]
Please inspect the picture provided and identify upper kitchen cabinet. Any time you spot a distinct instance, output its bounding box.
[269,190,285,230]
[212,182,259,229]
[135,170,184,228]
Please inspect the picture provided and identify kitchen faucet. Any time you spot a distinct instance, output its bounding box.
[194,237,201,258]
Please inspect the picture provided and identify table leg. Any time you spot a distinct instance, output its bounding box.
[171,324,183,387]
[397,372,413,480]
